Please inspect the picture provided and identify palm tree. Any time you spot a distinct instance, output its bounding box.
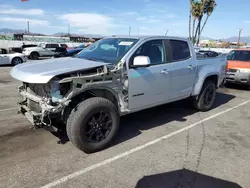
[188,0,193,40]
[194,0,208,46]
[191,1,201,44]
[200,0,217,34]
[196,0,216,45]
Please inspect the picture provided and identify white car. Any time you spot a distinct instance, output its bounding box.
[0,48,27,66]
[23,43,67,60]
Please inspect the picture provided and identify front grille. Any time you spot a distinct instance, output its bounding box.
[228,68,237,73]
[28,83,51,98]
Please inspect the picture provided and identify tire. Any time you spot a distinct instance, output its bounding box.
[11,57,23,66]
[30,52,39,60]
[66,97,120,153]
[193,80,216,112]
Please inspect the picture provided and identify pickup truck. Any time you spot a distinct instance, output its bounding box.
[22,43,67,60]
[10,36,227,153]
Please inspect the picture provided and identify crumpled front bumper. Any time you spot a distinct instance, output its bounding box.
[17,85,65,128]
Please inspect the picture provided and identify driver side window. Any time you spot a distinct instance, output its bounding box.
[131,40,165,66]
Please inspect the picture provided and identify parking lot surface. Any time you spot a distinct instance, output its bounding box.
[0,63,250,188]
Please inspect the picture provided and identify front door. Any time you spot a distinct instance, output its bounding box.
[167,39,197,99]
[127,39,172,111]
[0,53,9,65]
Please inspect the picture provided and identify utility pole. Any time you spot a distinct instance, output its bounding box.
[237,28,243,48]
[68,24,70,36]
[27,21,30,34]
[129,26,131,35]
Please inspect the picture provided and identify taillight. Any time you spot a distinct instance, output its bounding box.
[226,61,228,71]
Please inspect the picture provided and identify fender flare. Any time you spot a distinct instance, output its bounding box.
[192,65,219,96]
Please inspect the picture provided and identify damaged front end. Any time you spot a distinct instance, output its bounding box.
[17,79,71,129]
[16,63,129,129]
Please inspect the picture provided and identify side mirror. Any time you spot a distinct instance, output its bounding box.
[131,56,151,68]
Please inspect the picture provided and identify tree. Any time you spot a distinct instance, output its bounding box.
[188,0,193,40]
[198,0,217,44]
[191,1,201,44]
[189,0,217,46]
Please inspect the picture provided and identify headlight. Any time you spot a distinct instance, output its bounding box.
[239,69,250,73]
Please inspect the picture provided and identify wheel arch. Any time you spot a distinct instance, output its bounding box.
[11,56,23,64]
[62,87,121,122]
[192,73,219,97]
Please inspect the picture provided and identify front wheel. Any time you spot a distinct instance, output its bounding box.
[66,97,120,153]
[30,52,39,60]
[193,80,216,112]
[11,57,23,66]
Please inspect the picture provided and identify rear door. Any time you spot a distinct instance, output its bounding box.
[44,44,58,56]
[167,39,197,99]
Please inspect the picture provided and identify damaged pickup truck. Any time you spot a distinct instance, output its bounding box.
[10,36,227,153]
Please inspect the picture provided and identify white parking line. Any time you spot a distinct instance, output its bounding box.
[0,107,17,112]
[40,99,250,188]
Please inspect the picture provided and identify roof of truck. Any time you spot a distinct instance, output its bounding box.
[104,35,189,41]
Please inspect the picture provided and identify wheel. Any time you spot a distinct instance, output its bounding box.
[11,57,23,66]
[66,97,120,153]
[30,52,39,60]
[193,80,216,112]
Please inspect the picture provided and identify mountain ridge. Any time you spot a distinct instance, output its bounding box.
[0,28,249,43]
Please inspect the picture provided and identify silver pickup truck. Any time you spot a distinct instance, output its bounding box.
[10,36,227,153]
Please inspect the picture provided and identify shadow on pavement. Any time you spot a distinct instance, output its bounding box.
[135,168,242,188]
[52,91,235,147]
[224,83,250,91]
[111,92,235,147]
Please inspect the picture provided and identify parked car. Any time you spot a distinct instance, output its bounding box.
[0,48,27,65]
[9,44,38,53]
[225,49,250,86]
[198,50,220,57]
[10,36,226,153]
[22,43,67,60]
[53,44,85,58]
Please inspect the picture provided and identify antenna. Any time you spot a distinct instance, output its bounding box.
[165,29,169,36]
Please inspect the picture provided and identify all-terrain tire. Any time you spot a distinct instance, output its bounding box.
[66,97,120,153]
[193,80,216,112]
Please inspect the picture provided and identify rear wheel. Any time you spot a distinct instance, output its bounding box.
[30,52,39,60]
[193,80,216,111]
[66,97,120,153]
[11,57,23,66]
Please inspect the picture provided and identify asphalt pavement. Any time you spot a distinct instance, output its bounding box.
[0,63,250,188]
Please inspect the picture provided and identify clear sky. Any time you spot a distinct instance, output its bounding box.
[0,0,249,39]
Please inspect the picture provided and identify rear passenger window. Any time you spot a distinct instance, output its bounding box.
[170,40,191,61]
[50,44,59,48]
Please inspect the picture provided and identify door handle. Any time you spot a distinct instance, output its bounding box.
[188,65,193,69]
[161,69,168,74]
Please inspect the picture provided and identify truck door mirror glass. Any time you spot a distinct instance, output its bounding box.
[131,56,151,68]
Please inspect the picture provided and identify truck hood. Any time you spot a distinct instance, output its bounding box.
[10,57,110,84]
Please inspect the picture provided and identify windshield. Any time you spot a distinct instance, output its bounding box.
[227,50,250,62]
[75,38,139,64]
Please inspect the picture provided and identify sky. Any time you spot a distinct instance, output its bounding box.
[0,0,249,39]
